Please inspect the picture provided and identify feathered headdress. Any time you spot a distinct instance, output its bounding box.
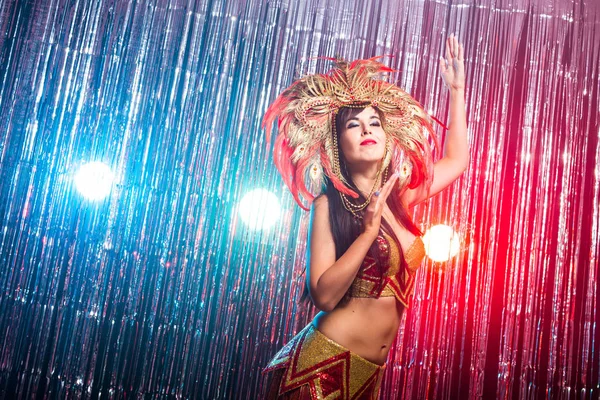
[263,57,438,211]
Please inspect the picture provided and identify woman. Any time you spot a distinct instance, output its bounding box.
[262,34,468,399]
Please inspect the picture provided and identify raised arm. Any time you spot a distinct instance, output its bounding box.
[403,34,470,208]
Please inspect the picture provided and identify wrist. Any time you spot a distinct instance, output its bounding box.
[360,229,379,243]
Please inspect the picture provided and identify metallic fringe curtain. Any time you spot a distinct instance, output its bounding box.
[0,0,598,398]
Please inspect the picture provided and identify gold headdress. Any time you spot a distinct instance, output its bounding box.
[263,57,438,211]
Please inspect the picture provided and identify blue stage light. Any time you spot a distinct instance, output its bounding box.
[73,161,115,201]
[238,189,281,231]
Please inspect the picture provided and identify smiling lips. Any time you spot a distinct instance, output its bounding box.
[360,139,377,146]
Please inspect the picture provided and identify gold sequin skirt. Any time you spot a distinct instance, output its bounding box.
[262,324,386,399]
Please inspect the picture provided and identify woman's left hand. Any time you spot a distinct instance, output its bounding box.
[440,33,465,91]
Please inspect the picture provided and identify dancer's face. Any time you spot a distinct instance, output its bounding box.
[338,107,387,171]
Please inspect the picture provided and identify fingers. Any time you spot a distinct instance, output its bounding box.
[446,33,464,61]
[450,34,457,58]
[372,174,399,212]
[443,35,465,79]
[363,173,400,233]
[368,172,400,205]
[453,35,459,57]
[380,173,399,200]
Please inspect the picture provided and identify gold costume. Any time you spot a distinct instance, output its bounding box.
[263,231,426,399]
[348,231,426,307]
[263,324,385,400]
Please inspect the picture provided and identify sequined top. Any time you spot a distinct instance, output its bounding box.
[347,231,426,307]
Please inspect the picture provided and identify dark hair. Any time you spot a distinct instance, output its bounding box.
[300,107,422,305]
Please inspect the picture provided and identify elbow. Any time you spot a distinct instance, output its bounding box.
[316,301,337,313]
[458,153,470,173]
[463,146,471,170]
[309,289,337,312]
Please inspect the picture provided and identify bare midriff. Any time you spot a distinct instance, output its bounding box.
[312,296,404,366]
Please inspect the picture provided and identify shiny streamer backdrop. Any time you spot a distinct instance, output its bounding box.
[0,0,598,398]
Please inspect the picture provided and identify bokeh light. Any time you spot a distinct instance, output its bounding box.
[238,189,281,231]
[422,224,461,262]
[73,161,115,201]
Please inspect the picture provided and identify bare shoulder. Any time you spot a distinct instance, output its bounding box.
[309,194,333,241]
[312,194,329,208]
[311,194,330,220]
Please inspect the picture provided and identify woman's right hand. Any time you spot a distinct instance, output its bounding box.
[362,173,400,239]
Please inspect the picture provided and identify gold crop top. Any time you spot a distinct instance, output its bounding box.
[347,231,426,307]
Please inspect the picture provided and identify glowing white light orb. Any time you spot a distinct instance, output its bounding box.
[74,161,115,201]
[422,224,461,262]
[238,189,281,231]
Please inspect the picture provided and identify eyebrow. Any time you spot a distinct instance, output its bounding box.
[345,115,381,123]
